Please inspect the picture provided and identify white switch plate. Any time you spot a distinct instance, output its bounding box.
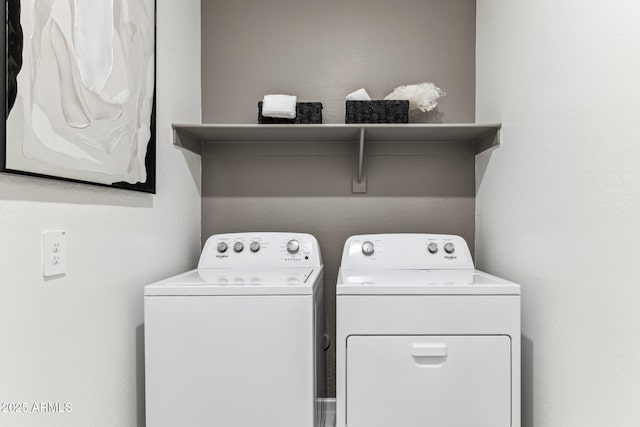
[43,230,67,277]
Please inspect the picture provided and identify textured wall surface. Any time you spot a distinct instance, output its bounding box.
[476,1,640,426]
[201,0,477,395]
[0,1,202,426]
[202,0,476,124]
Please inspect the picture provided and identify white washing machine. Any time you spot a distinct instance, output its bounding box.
[336,234,520,427]
[145,232,325,427]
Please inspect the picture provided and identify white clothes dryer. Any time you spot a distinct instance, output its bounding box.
[336,234,520,427]
[145,232,325,427]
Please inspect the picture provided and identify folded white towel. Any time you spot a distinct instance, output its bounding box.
[262,94,297,119]
[345,88,372,101]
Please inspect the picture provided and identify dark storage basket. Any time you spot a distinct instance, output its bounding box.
[345,100,409,124]
[258,102,323,124]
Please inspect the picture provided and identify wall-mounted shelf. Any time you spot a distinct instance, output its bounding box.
[173,123,501,193]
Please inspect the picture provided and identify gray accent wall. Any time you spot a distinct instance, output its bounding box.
[202,0,476,124]
[201,0,477,395]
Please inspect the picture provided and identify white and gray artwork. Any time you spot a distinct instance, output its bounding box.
[4,0,156,192]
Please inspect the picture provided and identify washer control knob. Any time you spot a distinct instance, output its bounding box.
[250,241,261,253]
[233,242,244,253]
[428,243,438,254]
[361,241,375,256]
[217,242,228,253]
[287,240,300,254]
[444,243,455,254]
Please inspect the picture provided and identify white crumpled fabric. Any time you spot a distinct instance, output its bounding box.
[384,82,445,113]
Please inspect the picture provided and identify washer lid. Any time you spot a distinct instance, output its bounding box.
[337,269,520,295]
[145,268,319,296]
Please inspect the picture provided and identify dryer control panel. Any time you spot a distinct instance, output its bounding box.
[199,232,322,268]
[341,234,473,270]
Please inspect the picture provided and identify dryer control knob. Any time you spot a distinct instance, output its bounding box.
[287,240,300,254]
[361,241,375,256]
[444,243,455,254]
[217,242,228,253]
[428,243,438,254]
[250,242,261,253]
[234,242,244,253]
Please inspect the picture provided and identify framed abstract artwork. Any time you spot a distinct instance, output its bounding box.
[2,0,156,193]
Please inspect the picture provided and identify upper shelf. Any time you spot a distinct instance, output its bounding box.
[172,123,502,155]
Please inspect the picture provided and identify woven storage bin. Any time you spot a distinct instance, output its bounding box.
[345,100,409,124]
[258,102,323,124]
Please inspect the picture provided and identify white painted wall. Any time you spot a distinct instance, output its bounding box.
[0,0,201,426]
[476,1,640,426]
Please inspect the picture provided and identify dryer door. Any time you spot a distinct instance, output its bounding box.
[346,335,511,427]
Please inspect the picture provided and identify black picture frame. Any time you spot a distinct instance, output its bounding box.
[2,0,156,194]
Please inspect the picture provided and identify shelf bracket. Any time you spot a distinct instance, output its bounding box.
[173,128,202,155]
[352,127,367,193]
[474,127,501,155]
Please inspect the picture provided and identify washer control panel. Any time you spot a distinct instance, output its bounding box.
[341,234,474,270]
[199,232,322,268]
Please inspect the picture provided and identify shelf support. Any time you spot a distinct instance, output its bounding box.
[173,128,202,155]
[352,127,367,193]
[474,127,501,155]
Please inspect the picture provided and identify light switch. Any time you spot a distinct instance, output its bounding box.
[43,230,67,277]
